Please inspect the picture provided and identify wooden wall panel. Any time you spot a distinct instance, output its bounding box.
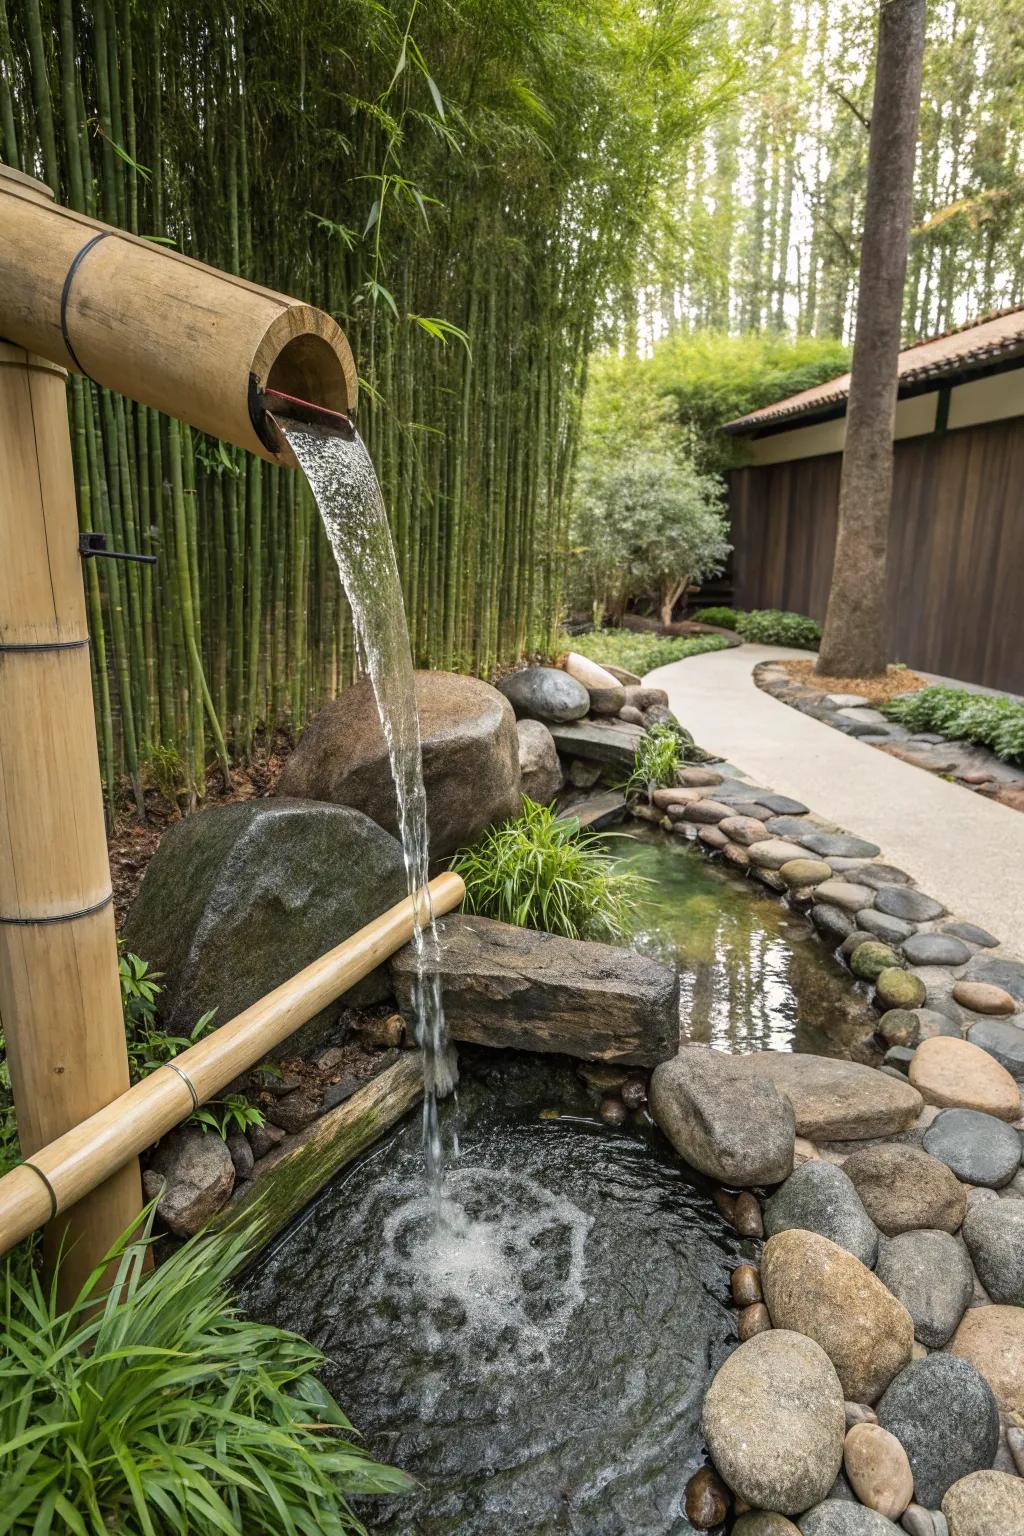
[728,417,1024,694]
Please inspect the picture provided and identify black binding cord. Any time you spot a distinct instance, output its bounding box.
[60,232,111,379]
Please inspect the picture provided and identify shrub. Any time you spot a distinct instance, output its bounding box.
[623,724,686,794]
[695,605,739,630]
[564,628,731,678]
[451,798,647,943]
[734,609,821,650]
[0,1225,411,1534]
[884,685,1024,764]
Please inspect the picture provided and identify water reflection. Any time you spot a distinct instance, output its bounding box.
[609,827,872,1057]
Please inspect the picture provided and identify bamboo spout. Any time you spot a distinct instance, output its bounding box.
[0,164,357,466]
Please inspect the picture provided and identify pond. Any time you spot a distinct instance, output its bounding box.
[609,825,872,1058]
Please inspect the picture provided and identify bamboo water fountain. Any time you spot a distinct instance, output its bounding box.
[0,163,463,1300]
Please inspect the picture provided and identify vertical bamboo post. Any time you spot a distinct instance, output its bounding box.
[0,330,142,1304]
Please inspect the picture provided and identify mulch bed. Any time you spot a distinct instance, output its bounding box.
[779,658,930,702]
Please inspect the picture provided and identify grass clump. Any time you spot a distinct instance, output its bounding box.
[451,798,647,943]
[694,605,739,629]
[0,1225,411,1534]
[883,685,1024,764]
[563,628,731,677]
[734,609,821,649]
[623,724,687,795]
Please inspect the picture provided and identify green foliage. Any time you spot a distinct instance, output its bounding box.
[0,1034,18,1181]
[883,687,1024,764]
[565,629,732,677]
[0,1225,412,1534]
[623,726,685,795]
[695,606,739,630]
[451,799,647,944]
[140,742,189,806]
[190,1095,266,1138]
[734,609,822,650]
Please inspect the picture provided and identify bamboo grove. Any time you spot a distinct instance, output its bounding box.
[0,0,724,811]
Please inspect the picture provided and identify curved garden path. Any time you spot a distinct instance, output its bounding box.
[648,643,1024,951]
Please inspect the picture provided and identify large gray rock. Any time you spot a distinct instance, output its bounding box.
[841,1144,966,1236]
[901,934,971,967]
[798,1504,900,1534]
[967,1018,1024,1080]
[391,913,678,1066]
[764,1162,879,1267]
[702,1329,845,1516]
[515,719,563,805]
[941,1470,1024,1536]
[875,888,946,923]
[876,1355,1000,1509]
[546,719,646,772]
[278,671,521,858]
[873,1229,974,1347]
[497,665,589,723]
[799,832,882,861]
[123,799,408,1042]
[922,1108,1022,1188]
[143,1127,235,1237]
[962,1199,1024,1304]
[858,910,914,944]
[650,1045,795,1187]
[962,954,1024,1002]
[729,1053,923,1140]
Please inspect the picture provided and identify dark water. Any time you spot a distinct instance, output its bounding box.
[609,826,872,1057]
[241,1054,744,1535]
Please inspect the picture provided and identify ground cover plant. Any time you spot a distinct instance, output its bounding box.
[566,630,731,678]
[694,607,739,629]
[734,609,821,650]
[884,685,1024,764]
[451,799,647,943]
[0,1225,411,1534]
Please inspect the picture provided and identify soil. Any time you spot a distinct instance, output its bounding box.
[779,658,930,702]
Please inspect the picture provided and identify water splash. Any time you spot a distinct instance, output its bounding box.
[280,420,452,1188]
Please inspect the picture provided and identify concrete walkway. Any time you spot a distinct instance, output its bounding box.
[647,643,1024,950]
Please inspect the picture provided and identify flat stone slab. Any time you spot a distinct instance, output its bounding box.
[754,793,809,815]
[557,789,627,830]
[845,864,913,889]
[798,831,883,860]
[391,912,679,1066]
[901,933,971,967]
[766,815,831,840]
[547,719,645,770]
[835,707,889,727]
[943,920,999,948]
[729,1052,923,1140]
[966,1018,1024,1080]
[874,886,946,922]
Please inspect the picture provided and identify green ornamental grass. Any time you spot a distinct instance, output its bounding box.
[0,1225,412,1535]
[563,629,731,677]
[451,799,647,942]
[623,724,687,795]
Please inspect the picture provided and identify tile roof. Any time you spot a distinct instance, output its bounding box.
[723,305,1024,434]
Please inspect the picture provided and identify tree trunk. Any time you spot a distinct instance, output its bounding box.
[815,0,926,678]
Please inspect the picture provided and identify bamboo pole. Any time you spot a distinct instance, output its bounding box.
[0,871,465,1260]
[0,337,143,1305]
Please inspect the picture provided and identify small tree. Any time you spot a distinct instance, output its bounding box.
[573,448,731,627]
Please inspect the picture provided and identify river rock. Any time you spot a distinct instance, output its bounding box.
[143,1127,235,1237]
[909,1037,1021,1119]
[816,881,874,913]
[719,814,771,846]
[781,858,833,886]
[948,1305,1024,1414]
[515,719,563,805]
[761,1231,914,1403]
[683,1464,731,1529]
[941,1470,1024,1535]
[684,799,733,824]
[497,665,589,723]
[962,1199,1024,1304]
[562,652,625,714]
[873,888,946,923]
[965,1019,1024,1081]
[962,954,1024,1002]
[876,970,926,1010]
[623,684,667,709]
[797,1501,902,1533]
[392,912,678,1066]
[731,1053,923,1140]
[812,905,857,944]
[701,1329,845,1515]
[900,935,970,967]
[859,911,915,944]
[851,942,902,982]
[877,1355,999,1508]
[723,842,751,870]
[912,1007,962,1040]
[123,799,409,1045]
[925,1107,1022,1190]
[843,1423,913,1521]
[955,981,1018,1017]
[650,1045,795,1186]
[842,1144,966,1235]
[698,825,729,850]
[749,839,815,870]
[678,765,724,787]
[734,1517,802,1536]
[731,1263,763,1306]
[846,864,912,889]
[764,1162,879,1267]
[798,832,884,860]
[873,1230,973,1347]
[652,785,701,808]
[281,671,521,857]
[877,1011,921,1048]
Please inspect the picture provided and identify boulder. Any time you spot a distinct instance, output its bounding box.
[962,954,1024,1002]
[123,800,408,1044]
[842,1423,913,1521]
[922,1108,1023,1188]
[143,1127,235,1237]
[901,934,971,967]
[516,719,563,805]
[961,1199,1024,1304]
[815,881,874,913]
[875,970,926,1010]
[391,913,678,1066]
[955,980,1017,1016]
[701,1329,845,1516]
[761,1231,914,1403]
[279,672,521,858]
[941,1470,1024,1536]
[874,888,946,922]
[966,1018,1024,1079]
[649,1045,795,1187]
[850,943,902,982]
[562,652,625,714]
[797,1504,901,1534]
[730,1052,923,1141]
[873,1230,974,1347]
[948,1305,1024,1415]
[876,1355,1000,1508]
[546,719,645,772]
[908,1037,1021,1120]
[764,1162,879,1268]
[497,665,589,723]
[841,1144,966,1236]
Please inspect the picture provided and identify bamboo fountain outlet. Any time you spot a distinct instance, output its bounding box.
[0,163,464,1300]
